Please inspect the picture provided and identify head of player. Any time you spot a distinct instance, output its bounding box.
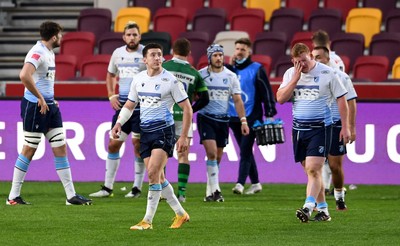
[40,21,63,49]
[232,37,252,64]
[123,21,141,51]
[207,43,224,71]
[312,46,330,66]
[142,43,163,75]
[291,43,316,74]
[172,37,191,58]
[311,29,331,50]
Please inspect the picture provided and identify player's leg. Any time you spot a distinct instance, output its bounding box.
[229,121,245,194]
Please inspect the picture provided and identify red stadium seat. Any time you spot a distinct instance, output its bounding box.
[153,7,188,42]
[80,55,111,81]
[97,32,125,55]
[77,8,112,42]
[179,31,210,65]
[230,8,265,41]
[286,0,319,21]
[170,0,204,22]
[353,56,389,82]
[193,8,227,42]
[253,31,287,69]
[308,8,343,38]
[324,0,358,22]
[369,33,400,68]
[331,32,364,69]
[55,55,78,81]
[132,0,167,17]
[60,31,96,68]
[290,31,313,51]
[209,0,244,21]
[251,54,272,75]
[270,8,304,45]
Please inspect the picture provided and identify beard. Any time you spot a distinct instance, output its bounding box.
[127,42,139,50]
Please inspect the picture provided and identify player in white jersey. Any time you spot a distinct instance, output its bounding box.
[312,46,357,210]
[90,22,147,199]
[112,43,192,230]
[197,44,249,202]
[6,21,92,206]
[312,29,347,195]
[277,43,350,222]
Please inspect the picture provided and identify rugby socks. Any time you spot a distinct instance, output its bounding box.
[161,180,185,216]
[316,201,329,215]
[207,159,220,193]
[133,157,145,190]
[334,189,345,200]
[143,184,162,224]
[9,154,30,199]
[304,196,316,213]
[206,173,211,197]
[104,152,120,189]
[322,159,332,191]
[177,163,190,197]
[55,156,76,199]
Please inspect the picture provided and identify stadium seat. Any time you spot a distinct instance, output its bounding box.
[253,31,287,69]
[230,8,265,41]
[196,54,231,70]
[270,8,304,45]
[391,57,400,79]
[77,8,112,42]
[153,7,188,42]
[114,7,151,33]
[251,54,272,75]
[369,33,400,68]
[80,54,112,81]
[385,9,400,33]
[214,31,249,56]
[353,56,389,82]
[331,32,364,69]
[308,8,342,38]
[132,0,167,17]
[339,55,350,74]
[290,31,313,50]
[345,8,382,48]
[273,55,293,79]
[192,8,226,43]
[55,55,78,81]
[323,0,358,22]
[141,31,172,55]
[170,0,204,22]
[285,0,319,21]
[246,0,281,22]
[179,31,210,66]
[98,32,125,55]
[362,0,396,20]
[59,31,96,68]
[209,0,244,21]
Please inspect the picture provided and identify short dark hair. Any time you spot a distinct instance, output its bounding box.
[142,43,163,57]
[235,37,252,47]
[311,30,330,47]
[39,21,63,41]
[124,21,140,34]
[172,38,191,56]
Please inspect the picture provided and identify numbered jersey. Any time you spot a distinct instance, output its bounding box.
[108,44,146,102]
[197,67,241,116]
[24,41,56,102]
[280,62,347,125]
[128,69,188,132]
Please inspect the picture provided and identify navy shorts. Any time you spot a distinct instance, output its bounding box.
[21,97,63,133]
[329,121,346,156]
[112,109,140,135]
[292,125,332,163]
[197,113,229,148]
[140,125,176,159]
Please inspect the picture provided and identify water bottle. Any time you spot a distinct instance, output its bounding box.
[273,119,285,144]
[253,120,266,145]
[264,119,275,145]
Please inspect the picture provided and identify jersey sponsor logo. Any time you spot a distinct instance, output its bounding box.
[293,86,319,100]
[118,65,141,77]
[208,86,230,100]
[138,92,161,108]
[31,53,40,60]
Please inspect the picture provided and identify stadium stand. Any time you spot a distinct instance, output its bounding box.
[140,31,172,55]
[192,8,227,43]
[229,8,265,41]
[269,8,304,46]
[170,0,204,22]
[290,31,313,50]
[77,7,112,42]
[308,8,342,38]
[353,56,390,82]
[59,31,96,68]
[331,32,365,70]
[253,31,287,69]
[55,54,78,81]
[369,32,400,68]
[209,0,244,21]
[362,0,397,20]
[97,32,125,55]
[251,54,273,75]
[214,30,249,56]
[179,31,210,65]
[323,0,358,22]
[273,55,293,80]
[285,0,319,21]
[132,0,167,17]
[80,54,112,81]
[391,58,400,79]
[385,9,400,33]
[246,0,281,22]
[153,7,188,42]
[114,7,151,33]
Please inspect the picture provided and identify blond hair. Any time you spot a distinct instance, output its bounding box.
[291,43,310,58]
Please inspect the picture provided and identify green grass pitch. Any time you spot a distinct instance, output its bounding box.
[1,182,399,245]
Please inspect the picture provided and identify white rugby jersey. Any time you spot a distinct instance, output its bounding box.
[280,62,347,125]
[24,41,55,102]
[197,67,241,116]
[330,51,345,72]
[331,69,357,122]
[128,68,188,132]
[108,44,145,102]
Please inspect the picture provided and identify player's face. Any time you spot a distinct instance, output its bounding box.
[233,43,250,61]
[123,28,141,51]
[312,49,329,65]
[52,32,62,49]
[144,48,163,71]
[210,52,224,69]
[292,52,313,73]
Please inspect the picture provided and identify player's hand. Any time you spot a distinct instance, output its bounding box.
[176,136,189,153]
[241,124,250,136]
[54,100,59,107]
[110,95,121,110]
[340,127,351,144]
[349,126,356,144]
[293,61,303,82]
[111,123,122,139]
[37,97,49,115]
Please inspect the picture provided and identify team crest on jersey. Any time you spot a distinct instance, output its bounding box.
[314,77,320,83]
[155,84,160,90]
[141,83,145,87]
[134,58,139,63]
[318,146,324,153]
[223,78,228,84]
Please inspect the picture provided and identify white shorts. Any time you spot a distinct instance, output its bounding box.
[175,120,193,138]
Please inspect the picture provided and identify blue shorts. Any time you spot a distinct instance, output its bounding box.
[112,109,140,135]
[21,97,63,133]
[292,125,332,163]
[197,113,229,148]
[140,125,176,159]
[329,121,346,156]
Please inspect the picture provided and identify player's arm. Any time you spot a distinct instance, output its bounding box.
[232,93,249,136]
[20,62,48,114]
[111,100,137,138]
[176,98,193,152]
[256,66,277,117]
[191,90,209,112]
[106,72,121,110]
[347,99,357,143]
[336,96,350,144]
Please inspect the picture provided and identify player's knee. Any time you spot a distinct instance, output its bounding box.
[45,128,66,148]
[23,131,42,148]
